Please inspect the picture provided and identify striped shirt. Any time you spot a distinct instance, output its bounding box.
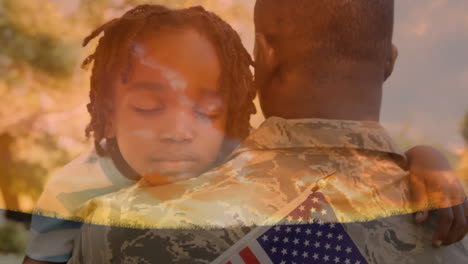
[25,147,136,262]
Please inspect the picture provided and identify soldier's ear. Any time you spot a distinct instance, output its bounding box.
[384,44,398,81]
[254,33,277,70]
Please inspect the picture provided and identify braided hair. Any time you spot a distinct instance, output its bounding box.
[82,5,256,157]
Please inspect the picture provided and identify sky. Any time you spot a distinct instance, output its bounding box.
[381,0,468,151]
[49,0,468,151]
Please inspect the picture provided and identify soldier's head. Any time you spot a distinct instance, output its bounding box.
[254,0,398,121]
[83,5,256,184]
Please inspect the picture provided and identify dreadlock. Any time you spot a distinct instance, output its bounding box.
[82,5,256,157]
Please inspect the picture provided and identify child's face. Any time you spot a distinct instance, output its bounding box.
[108,28,227,185]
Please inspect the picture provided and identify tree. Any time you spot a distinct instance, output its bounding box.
[460,111,468,190]
[0,0,84,213]
[462,110,468,145]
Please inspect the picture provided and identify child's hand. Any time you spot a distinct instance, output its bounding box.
[406,146,467,247]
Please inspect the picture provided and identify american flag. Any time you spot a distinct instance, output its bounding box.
[213,189,368,264]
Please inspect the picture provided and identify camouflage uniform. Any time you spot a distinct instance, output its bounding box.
[68,117,467,263]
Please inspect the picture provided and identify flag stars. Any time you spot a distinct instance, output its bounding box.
[279,261,285,264]
[256,200,366,264]
[311,197,319,203]
[287,216,294,222]
[310,207,317,213]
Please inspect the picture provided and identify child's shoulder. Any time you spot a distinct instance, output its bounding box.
[47,144,136,188]
[45,146,105,185]
[35,146,135,217]
[39,145,131,200]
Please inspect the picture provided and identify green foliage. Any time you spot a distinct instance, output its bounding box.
[76,0,112,28]
[11,132,72,201]
[462,110,468,145]
[0,223,26,254]
[0,0,80,78]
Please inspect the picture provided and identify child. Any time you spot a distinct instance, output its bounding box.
[25,4,256,263]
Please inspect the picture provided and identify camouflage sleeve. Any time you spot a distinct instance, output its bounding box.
[344,213,468,263]
[68,223,254,264]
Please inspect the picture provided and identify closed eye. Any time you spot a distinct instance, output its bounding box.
[195,110,219,119]
[131,105,164,114]
[195,95,224,119]
[194,106,222,119]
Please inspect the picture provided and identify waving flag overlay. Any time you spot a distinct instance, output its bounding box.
[213,188,368,264]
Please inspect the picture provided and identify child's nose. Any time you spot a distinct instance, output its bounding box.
[158,110,195,143]
[159,129,194,143]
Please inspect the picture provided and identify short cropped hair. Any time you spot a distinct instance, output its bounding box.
[254,0,394,65]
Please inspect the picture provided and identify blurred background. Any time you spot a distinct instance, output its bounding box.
[0,0,467,260]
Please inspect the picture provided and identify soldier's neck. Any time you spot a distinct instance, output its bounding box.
[265,69,383,122]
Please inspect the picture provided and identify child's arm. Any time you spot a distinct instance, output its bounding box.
[23,214,81,264]
[405,145,467,247]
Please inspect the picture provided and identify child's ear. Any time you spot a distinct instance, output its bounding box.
[384,44,398,81]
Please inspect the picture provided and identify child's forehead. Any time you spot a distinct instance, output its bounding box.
[120,30,222,96]
[132,27,218,61]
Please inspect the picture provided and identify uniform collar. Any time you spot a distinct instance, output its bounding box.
[231,117,405,161]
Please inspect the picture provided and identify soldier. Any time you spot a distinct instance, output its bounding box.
[68,1,467,264]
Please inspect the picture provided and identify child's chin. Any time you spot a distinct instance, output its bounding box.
[142,170,200,185]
